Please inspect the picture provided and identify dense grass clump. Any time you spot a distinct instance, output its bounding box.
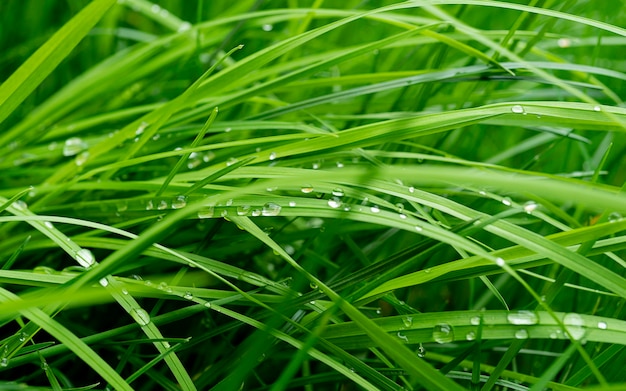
[1,0,625,390]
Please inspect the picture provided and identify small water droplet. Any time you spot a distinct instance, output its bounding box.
[399,213,407,219]
[117,202,128,212]
[495,257,505,267]
[593,105,602,112]
[288,201,296,207]
[511,105,525,114]
[183,292,193,300]
[557,38,571,48]
[198,206,214,218]
[251,209,261,216]
[309,282,318,290]
[415,226,423,232]
[130,308,151,326]
[417,344,426,357]
[237,205,251,216]
[205,302,212,308]
[470,316,481,326]
[507,310,538,325]
[44,221,54,229]
[466,331,476,341]
[262,24,273,31]
[408,186,415,193]
[146,200,154,210]
[12,200,28,211]
[312,162,320,169]
[177,22,192,32]
[327,197,342,208]
[99,278,109,287]
[75,151,89,166]
[433,323,454,344]
[370,205,380,213]
[563,313,586,340]
[76,249,95,268]
[261,202,281,216]
[121,288,129,295]
[608,212,622,222]
[501,197,512,206]
[63,137,88,156]
[226,157,238,166]
[514,329,529,339]
[402,316,413,328]
[332,188,344,197]
[157,200,168,210]
[269,152,277,160]
[524,201,537,214]
[19,333,27,342]
[597,321,607,329]
[301,186,314,194]
[172,195,187,209]
[0,358,8,367]
[336,161,344,168]
[150,4,160,13]
[397,332,409,342]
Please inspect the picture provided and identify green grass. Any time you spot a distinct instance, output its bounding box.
[1,0,625,390]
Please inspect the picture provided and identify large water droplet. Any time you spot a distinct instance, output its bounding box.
[172,195,187,209]
[507,310,538,325]
[433,323,454,344]
[327,197,342,209]
[261,202,281,216]
[76,249,95,268]
[563,313,586,340]
[63,137,88,156]
[511,105,525,114]
[130,308,151,326]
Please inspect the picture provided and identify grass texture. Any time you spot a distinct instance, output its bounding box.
[0,0,625,390]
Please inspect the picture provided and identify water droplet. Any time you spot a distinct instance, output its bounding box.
[558,38,571,48]
[466,331,476,341]
[130,308,151,326]
[327,197,342,209]
[397,332,409,342]
[511,105,524,114]
[121,288,129,295]
[236,205,251,216]
[514,329,529,339]
[261,202,281,216]
[63,137,88,156]
[262,24,273,31]
[150,4,161,13]
[157,200,168,210]
[226,157,238,166]
[593,105,601,112]
[309,282,318,290]
[204,302,212,308]
[178,22,192,32]
[336,161,344,168]
[495,257,505,267]
[251,209,261,216]
[608,212,622,222]
[563,313,586,340]
[198,206,214,218]
[402,316,413,328]
[470,316,481,326]
[76,249,95,268]
[288,201,296,207]
[187,152,202,169]
[0,358,8,367]
[415,226,423,232]
[117,202,128,212]
[597,321,607,329]
[146,200,154,210]
[507,310,538,325]
[408,186,415,193]
[44,221,54,229]
[523,201,537,214]
[501,197,512,206]
[172,195,187,209]
[183,292,193,300]
[301,186,314,193]
[269,152,277,160]
[12,200,28,211]
[266,186,277,192]
[417,344,426,357]
[399,213,407,219]
[312,162,320,169]
[332,188,344,197]
[433,323,454,344]
[75,151,89,166]
[224,127,232,133]
[370,205,380,213]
